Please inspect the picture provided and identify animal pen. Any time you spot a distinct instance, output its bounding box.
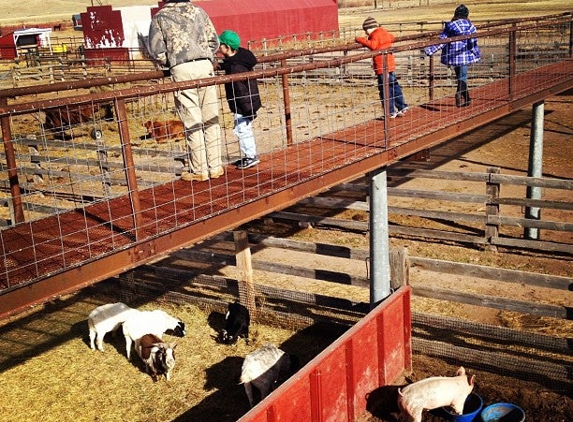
[0,12,572,421]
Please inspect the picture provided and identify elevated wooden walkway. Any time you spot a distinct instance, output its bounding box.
[1,9,572,318]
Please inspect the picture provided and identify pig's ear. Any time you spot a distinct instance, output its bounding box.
[469,375,475,386]
[456,366,466,376]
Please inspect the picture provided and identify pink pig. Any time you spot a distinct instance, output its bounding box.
[397,366,475,422]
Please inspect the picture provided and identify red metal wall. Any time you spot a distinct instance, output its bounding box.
[238,287,412,422]
[0,34,16,60]
[199,0,339,43]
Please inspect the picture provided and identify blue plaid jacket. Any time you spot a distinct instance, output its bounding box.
[425,19,481,66]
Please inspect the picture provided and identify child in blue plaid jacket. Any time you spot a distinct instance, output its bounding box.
[425,4,481,107]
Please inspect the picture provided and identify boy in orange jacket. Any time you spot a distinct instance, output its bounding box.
[356,17,408,119]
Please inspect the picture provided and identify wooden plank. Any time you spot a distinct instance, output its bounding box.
[387,187,490,203]
[413,285,570,319]
[488,215,573,231]
[388,168,491,182]
[8,155,184,173]
[244,234,370,261]
[492,236,573,254]
[173,248,371,288]
[253,260,370,288]
[490,174,573,189]
[389,206,486,224]
[298,196,369,211]
[269,211,369,231]
[297,197,487,224]
[411,256,572,290]
[494,197,573,211]
[389,225,487,244]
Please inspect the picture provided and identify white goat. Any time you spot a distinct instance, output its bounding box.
[87,302,137,351]
[137,333,177,382]
[122,309,185,360]
[240,343,297,408]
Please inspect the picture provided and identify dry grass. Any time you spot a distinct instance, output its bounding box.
[0,290,345,422]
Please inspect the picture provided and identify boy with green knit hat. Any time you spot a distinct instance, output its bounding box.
[218,30,262,170]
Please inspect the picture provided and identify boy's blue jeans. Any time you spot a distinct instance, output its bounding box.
[234,113,257,158]
[376,72,407,114]
[454,65,469,83]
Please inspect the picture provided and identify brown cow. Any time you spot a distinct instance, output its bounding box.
[144,119,185,143]
[43,103,113,139]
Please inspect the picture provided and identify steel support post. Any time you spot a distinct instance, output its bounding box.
[525,101,544,239]
[369,167,392,308]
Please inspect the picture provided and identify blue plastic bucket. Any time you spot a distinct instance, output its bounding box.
[438,393,484,422]
[480,403,525,422]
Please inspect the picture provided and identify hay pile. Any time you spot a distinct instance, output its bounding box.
[0,290,343,422]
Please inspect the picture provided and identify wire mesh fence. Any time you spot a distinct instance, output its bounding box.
[0,13,571,294]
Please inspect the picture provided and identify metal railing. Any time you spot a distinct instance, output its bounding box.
[0,13,571,303]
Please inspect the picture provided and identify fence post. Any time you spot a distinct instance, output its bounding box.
[115,98,143,241]
[389,247,409,290]
[428,54,435,101]
[27,136,43,185]
[508,24,517,99]
[233,230,257,319]
[369,167,392,308]
[96,139,112,196]
[485,167,500,251]
[525,101,544,240]
[281,58,294,146]
[118,270,137,303]
[0,97,25,223]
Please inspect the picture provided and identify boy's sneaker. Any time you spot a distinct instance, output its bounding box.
[397,106,409,116]
[236,156,260,170]
[233,158,245,167]
[389,112,399,119]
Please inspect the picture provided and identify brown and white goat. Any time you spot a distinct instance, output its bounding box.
[137,333,177,382]
[122,309,185,360]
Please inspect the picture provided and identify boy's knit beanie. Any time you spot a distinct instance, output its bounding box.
[219,30,241,50]
[362,17,379,31]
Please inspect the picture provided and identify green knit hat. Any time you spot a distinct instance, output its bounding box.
[219,30,240,50]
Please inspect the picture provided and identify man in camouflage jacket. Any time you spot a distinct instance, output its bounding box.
[148,0,224,181]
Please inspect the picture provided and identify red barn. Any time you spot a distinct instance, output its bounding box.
[197,0,340,43]
[0,28,53,60]
[81,0,338,61]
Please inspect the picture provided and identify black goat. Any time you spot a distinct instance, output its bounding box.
[217,301,250,344]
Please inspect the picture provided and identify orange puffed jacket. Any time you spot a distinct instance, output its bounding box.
[355,27,396,75]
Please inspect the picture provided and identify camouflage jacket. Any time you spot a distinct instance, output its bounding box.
[148,1,219,68]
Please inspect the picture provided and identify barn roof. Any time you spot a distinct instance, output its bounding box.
[12,28,52,37]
